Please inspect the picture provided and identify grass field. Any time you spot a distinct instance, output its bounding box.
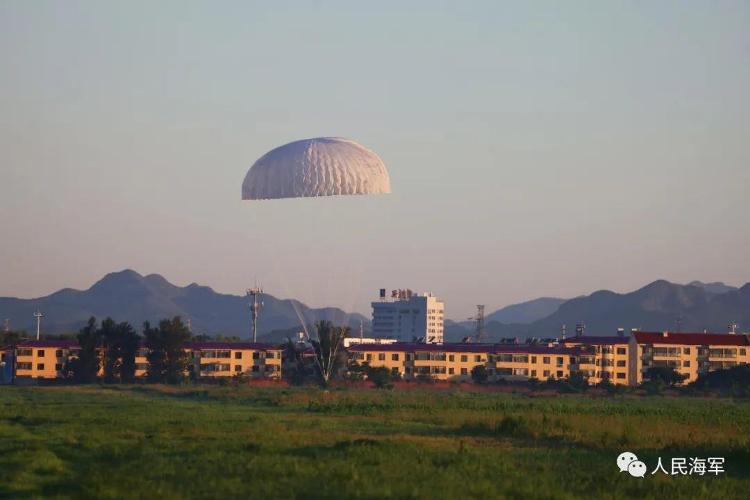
[1,384,749,499]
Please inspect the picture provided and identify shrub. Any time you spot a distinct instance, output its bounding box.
[471,365,489,384]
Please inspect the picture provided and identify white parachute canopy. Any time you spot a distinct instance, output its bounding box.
[241,137,390,200]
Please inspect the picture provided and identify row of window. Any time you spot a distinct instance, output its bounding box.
[16,349,65,358]
[16,363,62,371]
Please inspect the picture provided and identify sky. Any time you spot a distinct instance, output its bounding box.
[1,1,749,319]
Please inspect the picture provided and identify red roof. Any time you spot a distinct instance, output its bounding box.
[561,336,628,345]
[186,341,281,350]
[632,331,750,346]
[15,339,79,349]
[347,342,578,355]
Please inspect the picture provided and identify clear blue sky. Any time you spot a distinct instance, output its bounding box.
[1,1,748,318]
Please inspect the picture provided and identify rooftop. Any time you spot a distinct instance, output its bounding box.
[632,331,750,346]
[561,336,628,345]
[347,342,578,355]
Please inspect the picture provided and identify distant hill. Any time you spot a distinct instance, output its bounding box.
[687,281,737,295]
[0,270,368,338]
[476,280,750,341]
[485,297,567,324]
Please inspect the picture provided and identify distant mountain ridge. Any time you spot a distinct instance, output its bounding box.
[0,270,367,339]
[2,273,747,342]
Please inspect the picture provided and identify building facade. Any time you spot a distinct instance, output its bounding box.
[349,342,582,382]
[11,340,282,381]
[630,331,750,384]
[371,289,444,343]
[561,336,632,385]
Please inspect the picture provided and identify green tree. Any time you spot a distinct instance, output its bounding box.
[70,317,102,383]
[311,320,349,386]
[366,366,393,389]
[565,371,589,392]
[644,366,687,386]
[144,317,190,384]
[0,330,25,347]
[100,318,139,383]
[471,365,489,384]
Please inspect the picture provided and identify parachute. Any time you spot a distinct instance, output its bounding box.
[241,137,390,200]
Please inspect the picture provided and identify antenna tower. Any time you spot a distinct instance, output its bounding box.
[471,305,485,343]
[246,287,263,342]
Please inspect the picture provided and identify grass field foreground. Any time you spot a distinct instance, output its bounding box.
[1,385,749,498]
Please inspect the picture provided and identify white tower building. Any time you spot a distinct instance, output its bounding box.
[371,289,444,343]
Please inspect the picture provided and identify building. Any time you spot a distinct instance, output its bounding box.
[13,339,79,380]
[348,342,581,382]
[9,340,282,382]
[561,335,632,385]
[371,288,445,343]
[630,331,750,384]
[185,342,282,379]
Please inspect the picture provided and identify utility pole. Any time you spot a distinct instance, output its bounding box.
[3,319,9,333]
[33,311,43,340]
[246,287,263,342]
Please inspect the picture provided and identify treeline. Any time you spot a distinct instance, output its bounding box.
[67,316,191,384]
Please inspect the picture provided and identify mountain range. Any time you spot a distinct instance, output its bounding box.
[1,271,748,342]
[0,270,367,341]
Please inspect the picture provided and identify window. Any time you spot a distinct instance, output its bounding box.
[617,347,626,355]
[461,368,467,375]
[406,353,413,361]
[17,349,32,357]
[391,354,399,361]
[531,356,537,364]
[448,367,454,374]
[37,363,45,370]
[474,355,481,362]
[17,362,32,370]
[366,354,372,361]
[543,370,550,377]
[616,372,626,379]
[616,360,626,367]
[55,350,63,357]
[55,363,62,371]
[543,357,550,364]
[252,352,260,359]
[391,367,399,376]
[378,353,385,361]
[235,365,242,372]
[684,348,691,355]
[556,357,564,367]
[556,370,563,378]
[37,350,45,357]
[460,355,467,362]
[448,354,454,362]
[531,370,536,377]
[741,349,747,356]
[235,352,242,359]
[683,360,690,367]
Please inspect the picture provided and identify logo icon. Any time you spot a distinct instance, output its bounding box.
[628,460,647,478]
[617,451,638,472]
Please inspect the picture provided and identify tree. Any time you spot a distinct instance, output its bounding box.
[100,318,139,383]
[471,365,489,384]
[144,317,191,384]
[0,330,26,347]
[366,366,393,389]
[70,317,102,383]
[565,371,589,392]
[644,366,687,386]
[310,321,348,386]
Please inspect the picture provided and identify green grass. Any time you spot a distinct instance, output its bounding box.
[1,385,749,499]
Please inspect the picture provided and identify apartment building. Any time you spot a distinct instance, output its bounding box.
[348,342,581,382]
[561,336,631,385]
[10,340,282,381]
[186,342,282,379]
[630,331,750,384]
[13,339,80,380]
